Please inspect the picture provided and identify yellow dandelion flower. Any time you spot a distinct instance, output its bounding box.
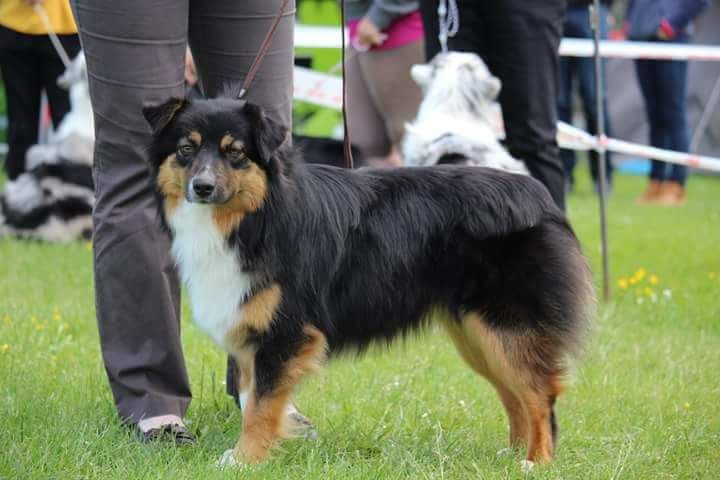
[709,272,717,281]
[3,315,11,326]
[636,267,646,278]
[649,275,659,285]
[53,312,62,321]
[643,287,654,296]
[85,241,93,251]
[62,323,70,331]
[629,276,639,285]
[1,344,9,353]
[31,315,38,324]
[35,323,45,332]
[617,278,629,289]
[684,402,690,409]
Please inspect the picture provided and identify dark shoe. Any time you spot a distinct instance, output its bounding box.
[136,423,197,445]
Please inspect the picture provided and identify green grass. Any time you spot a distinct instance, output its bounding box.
[1,168,719,479]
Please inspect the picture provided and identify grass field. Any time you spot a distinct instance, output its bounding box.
[1,168,719,479]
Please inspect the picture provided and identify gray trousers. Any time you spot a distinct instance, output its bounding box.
[345,41,424,158]
[70,0,295,423]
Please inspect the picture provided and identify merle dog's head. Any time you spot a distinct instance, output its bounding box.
[410,52,501,109]
[142,97,287,219]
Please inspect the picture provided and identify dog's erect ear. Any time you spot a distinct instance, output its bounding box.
[410,63,433,87]
[142,97,187,135]
[243,102,287,164]
[481,74,501,101]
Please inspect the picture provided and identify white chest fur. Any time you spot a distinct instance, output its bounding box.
[169,201,253,350]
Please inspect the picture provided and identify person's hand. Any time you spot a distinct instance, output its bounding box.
[356,17,386,48]
[184,47,197,86]
[656,27,671,40]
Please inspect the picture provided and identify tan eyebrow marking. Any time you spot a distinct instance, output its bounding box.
[220,133,235,151]
[188,130,202,146]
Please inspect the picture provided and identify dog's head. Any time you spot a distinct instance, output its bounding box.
[142,96,287,218]
[411,52,501,107]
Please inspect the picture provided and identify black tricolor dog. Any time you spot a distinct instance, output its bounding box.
[143,95,594,467]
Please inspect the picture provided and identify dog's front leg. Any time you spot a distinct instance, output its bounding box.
[230,325,328,464]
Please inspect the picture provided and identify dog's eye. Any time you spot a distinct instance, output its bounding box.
[178,145,194,156]
[227,148,248,168]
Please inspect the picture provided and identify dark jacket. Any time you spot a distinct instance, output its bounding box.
[568,0,612,8]
[626,0,710,40]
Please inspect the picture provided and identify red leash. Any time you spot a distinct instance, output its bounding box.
[238,0,354,169]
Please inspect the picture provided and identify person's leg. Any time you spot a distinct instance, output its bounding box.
[557,55,576,190]
[652,51,689,204]
[476,0,567,210]
[357,40,425,166]
[557,13,577,192]
[658,57,690,186]
[345,47,393,162]
[634,58,669,202]
[188,0,294,127]
[0,27,43,179]
[71,0,191,424]
[39,33,82,129]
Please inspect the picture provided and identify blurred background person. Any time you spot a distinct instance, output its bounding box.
[627,0,710,206]
[344,0,424,167]
[420,0,567,210]
[0,0,80,180]
[558,0,614,194]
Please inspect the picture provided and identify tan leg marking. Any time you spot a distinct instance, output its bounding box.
[447,313,563,463]
[444,318,528,448]
[234,326,327,463]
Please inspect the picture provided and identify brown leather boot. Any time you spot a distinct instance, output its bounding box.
[655,181,687,206]
[636,180,663,204]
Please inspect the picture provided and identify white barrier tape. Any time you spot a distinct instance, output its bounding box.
[295,24,720,62]
[294,66,343,108]
[292,67,720,172]
[560,38,720,61]
[558,121,720,172]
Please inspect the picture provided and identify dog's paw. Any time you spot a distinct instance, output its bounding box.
[520,459,535,473]
[287,411,318,440]
[216,449,242,469]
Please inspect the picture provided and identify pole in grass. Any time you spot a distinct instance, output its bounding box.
[590,0,611,301]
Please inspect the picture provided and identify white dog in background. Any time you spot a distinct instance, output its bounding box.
[403,52,528,174]
[0,53,95,242]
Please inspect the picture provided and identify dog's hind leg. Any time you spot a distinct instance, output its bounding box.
[443,319,528,448]
[449,313,563,464]
[233,326,327,464]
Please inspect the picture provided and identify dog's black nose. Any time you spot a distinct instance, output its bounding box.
[192,178,215,198]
